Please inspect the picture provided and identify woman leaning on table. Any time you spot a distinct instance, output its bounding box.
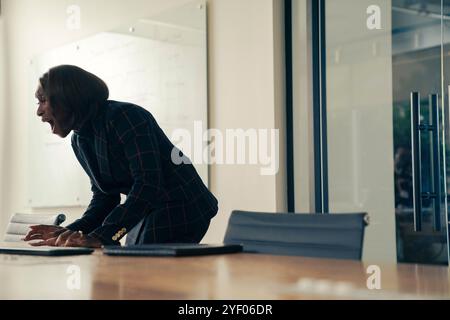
[24,65,218,248]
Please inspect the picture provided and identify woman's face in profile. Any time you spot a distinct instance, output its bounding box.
[35,84,72,138]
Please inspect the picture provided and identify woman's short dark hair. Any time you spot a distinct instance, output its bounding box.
[39,65,109,130]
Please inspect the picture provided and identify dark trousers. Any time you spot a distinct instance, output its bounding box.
[125,205,215,245]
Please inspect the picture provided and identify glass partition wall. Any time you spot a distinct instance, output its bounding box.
[292,0,450,264]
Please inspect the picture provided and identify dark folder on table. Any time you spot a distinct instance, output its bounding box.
[103,243,243,257]
[0,242,94,256]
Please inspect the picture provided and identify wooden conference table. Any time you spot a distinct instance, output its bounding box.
[0,250,449,299]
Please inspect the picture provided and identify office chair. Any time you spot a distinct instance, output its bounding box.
[223,210,369,260]
[4,213,66,242]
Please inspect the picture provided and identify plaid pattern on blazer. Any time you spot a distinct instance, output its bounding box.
[66,100,218,245]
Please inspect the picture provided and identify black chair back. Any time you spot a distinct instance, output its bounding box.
[223,211,369,260]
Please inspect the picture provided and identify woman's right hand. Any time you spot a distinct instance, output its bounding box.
[22,225,68,242]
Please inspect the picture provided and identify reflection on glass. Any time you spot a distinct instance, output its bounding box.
[392,0,448,264]
[325,0,397,263]
[325,0,449,264]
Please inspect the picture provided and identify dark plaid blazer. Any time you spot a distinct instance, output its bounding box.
[66,100,218,245]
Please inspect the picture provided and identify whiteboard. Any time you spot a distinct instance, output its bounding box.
[28,6,208,208]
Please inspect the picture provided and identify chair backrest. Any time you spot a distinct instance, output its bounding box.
[223,211,369,260]
[4,213,66,242]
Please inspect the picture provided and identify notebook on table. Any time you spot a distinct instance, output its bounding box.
[103,243,243,257]
[0,242,95,256]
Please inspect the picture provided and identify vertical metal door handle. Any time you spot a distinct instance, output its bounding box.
[430,94,441,231]
[410,92,422,232]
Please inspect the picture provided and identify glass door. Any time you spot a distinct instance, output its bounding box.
[443,0,450,264]
[324,0,449,264]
